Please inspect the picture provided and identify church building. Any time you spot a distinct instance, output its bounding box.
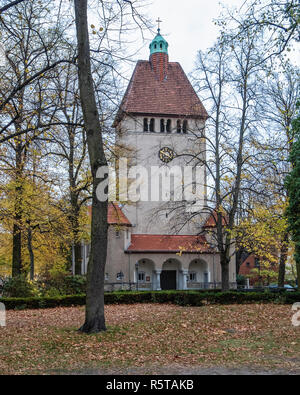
[80,28,237,291]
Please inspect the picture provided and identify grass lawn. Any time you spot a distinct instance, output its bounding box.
[0,303,299,374]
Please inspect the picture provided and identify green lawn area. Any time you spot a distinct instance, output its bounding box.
[0,303,299,374]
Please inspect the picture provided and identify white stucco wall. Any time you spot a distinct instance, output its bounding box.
[116,115,207,235]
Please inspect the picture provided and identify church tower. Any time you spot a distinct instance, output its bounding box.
[96,26,237,291]
[113,28,209,235]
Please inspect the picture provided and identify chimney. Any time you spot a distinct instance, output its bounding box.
[149,29,169,82]
[150,52,168,81]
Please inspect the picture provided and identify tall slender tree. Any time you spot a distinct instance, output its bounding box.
[74,0,108,333]
[285,102,300,289]
[188,29,268,290]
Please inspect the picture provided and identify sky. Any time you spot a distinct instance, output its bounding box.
[128,0,244,75]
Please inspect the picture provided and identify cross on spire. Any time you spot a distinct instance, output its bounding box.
[156,17,162,33]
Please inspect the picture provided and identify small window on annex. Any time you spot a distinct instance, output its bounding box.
[138,272,145,282]
[166,119,171,133]
[116,272,124,281]
[150,118,155,132]
[177,120,182,133]
[160,119,165,133]
[143,118,149,132]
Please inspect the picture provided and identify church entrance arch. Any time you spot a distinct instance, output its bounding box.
[161,258,182,290]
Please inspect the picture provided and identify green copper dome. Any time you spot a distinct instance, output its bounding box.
[149,29,168,55]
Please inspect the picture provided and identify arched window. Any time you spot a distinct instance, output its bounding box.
[143,118,148,132]
[150,118,155,132]
[160,119,165,133]
[166,119,171,133]
[183,120,188,134]
[177,120,182,133]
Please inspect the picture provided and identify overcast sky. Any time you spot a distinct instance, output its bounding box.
[130,0,244,74]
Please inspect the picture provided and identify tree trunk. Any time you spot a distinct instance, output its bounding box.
[12,222,22,277]
[235,248,244,275]
[12,146,23,277]
[68,124,83,275]
[70,203,82,275]
[295,244,300,291]
[74,0,108,333]
[74,240,82,275]
[278,231,289,288]
[27,226,34,280]
[221,257,230,291]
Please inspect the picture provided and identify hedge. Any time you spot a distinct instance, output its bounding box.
[0,294,87,310]
[1,290,300,310]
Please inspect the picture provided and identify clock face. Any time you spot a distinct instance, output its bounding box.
[158,147,176,163]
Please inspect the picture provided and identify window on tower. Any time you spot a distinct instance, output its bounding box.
[143,118,148,132]
[166,119,171,133]
[183,120,188,134]
[160,119,165,133]
[150,118,155,132]
[177,120,182,133]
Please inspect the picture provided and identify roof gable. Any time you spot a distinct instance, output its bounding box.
[203,210,228,228]
[107,203,132,226]
[88,203,132,227]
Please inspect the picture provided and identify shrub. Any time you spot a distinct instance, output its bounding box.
[1,290,299,310]
[1,294,86,310]
[43,287,63,298]
[236,274,247,286]
[2,275,38,298]
[36,273,86,296]
[63,275,87,295]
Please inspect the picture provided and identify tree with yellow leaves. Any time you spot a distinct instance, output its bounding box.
[0,0,75,276]
[234,199,289,285]
[0,173,73,279]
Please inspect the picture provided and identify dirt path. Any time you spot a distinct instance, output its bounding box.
[51,365,300,375]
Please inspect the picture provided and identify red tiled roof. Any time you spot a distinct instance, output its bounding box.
[108,203,131,226]
[126,234,214,253]
[114,60,208,126]
[203,210,228,228]
[88,203,132,226]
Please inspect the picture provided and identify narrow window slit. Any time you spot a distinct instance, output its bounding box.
[183,120,188,134]
[166,119,171,133]
[177,120,182,133]
[143,118,148,132]
[150,118,155,132]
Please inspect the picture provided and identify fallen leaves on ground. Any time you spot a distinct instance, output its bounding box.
[0,303,299,374]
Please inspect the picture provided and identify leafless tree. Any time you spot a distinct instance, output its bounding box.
[0,0,75,276]
[250,61,299,286]
[74,0,150,333]
[186,30,272,290]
